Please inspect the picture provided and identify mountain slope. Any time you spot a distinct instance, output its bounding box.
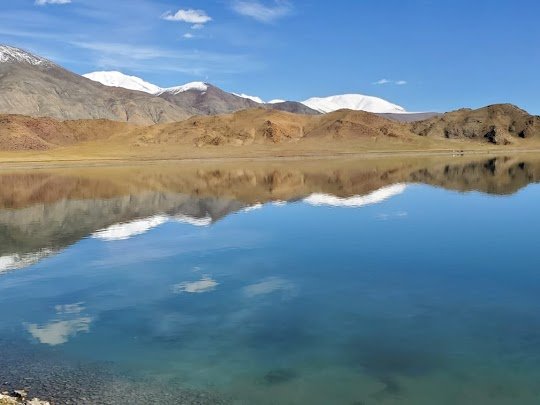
[302,94,407,114]
[156,83,261,116]
[0,45,189,124]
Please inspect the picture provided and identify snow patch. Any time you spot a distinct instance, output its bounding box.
[0,45,51,66]
[233,93,264,103]
[268,99,286,104]
[83,71,162,94]
[301,94,407,114]
[158,81,208,95]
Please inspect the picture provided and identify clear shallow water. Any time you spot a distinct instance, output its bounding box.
[1,156,540,404]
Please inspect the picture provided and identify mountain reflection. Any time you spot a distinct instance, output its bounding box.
[1,154,539,272]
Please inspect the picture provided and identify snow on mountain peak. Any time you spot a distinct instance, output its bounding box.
[83,71,162,94]
[233,93,264,104]
[268,99,286,104]
[158,82,208,95]
[0,45,51,66]
[301,94,407,114]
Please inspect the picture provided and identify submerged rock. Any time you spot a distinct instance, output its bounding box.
[0,393,49,405]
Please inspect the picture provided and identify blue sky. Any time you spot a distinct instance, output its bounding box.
[1,0,539,113]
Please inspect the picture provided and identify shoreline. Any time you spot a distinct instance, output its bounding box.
[1,147,540,170]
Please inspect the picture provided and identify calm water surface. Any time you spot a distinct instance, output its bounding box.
[1,156,540,404]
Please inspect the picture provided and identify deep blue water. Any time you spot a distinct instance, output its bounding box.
[1,166,540,404]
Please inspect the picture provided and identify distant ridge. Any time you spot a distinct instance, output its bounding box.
[82,70,415,116]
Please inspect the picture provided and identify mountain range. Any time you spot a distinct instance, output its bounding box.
[1,44,539,157]
[82,70,408,115]
[0,44,429,124]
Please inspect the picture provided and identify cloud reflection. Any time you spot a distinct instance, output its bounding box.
[172,276,219,294]
[26,318,92,346]
[243,277,295,298]
[25,302,92,346]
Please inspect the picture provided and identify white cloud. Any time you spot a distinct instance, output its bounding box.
[191,23,205,30]
[373,78,408,85]
[35,0,71,5]
[162,9,212,25]
[232,0,292,23]
[183,32,194,39]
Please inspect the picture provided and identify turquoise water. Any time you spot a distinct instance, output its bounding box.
[1,159,540,404]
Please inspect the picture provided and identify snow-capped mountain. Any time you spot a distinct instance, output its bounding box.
[83,71,211,96]
[81,70,409,115]
[82,71,162,94]
[157,81,208,95]
[233,93,264,104]
[0,44,52,66]
[301,94,407,114]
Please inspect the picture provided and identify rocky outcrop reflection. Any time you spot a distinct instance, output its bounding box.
[1,154,539,273]
[407,156,540,195]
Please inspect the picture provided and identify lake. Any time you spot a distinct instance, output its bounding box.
[1,155,540,404]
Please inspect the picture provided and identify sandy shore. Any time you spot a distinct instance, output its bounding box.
[1,147,540,170]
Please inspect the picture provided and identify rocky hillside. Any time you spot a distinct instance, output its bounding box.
[411,104,540,144]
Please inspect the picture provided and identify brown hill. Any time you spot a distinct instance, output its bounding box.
[0,114,134,151]
[132,108,414,147]
[1,104,540,158]
[411,104,540,145]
